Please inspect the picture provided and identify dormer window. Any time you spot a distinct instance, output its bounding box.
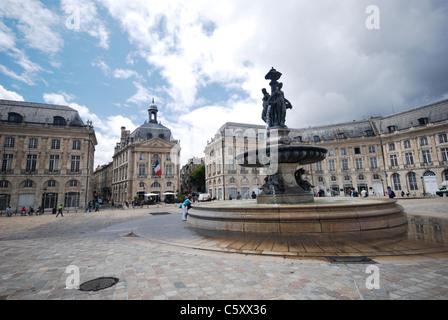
[53,116,66,126]
[337,133,346,140]
[8,112,23,123]
[313,136,321,142]
[387,125,398,133]
[364,129,374,137]
[418,117,429,125]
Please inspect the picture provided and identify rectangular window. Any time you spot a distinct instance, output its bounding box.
[441,148,448,162]
[369,157,378,169]
[26,154,37,172]
[341,148,347,156]
[2,154,13,172]
[328,160,335,171]
[166,165,172,175]
[390,155,398,167]
[70,156,80,172]
[389,143,395,151]
[354,147,361,155]
[51,139,61,149]
[355,158,363,170]
[403,140,411,149]
[139,164,146,175]
[49,155,60,172]
[421,137,428,146]
[368,146,376,153]
[315,162,322,172]
[29,138,38,149]
[422,150,431,163]
[405,152,414,165]
[72,140,81,150]
[4,137,15,148]
[139,153,146,161]
[439,134,448,144]
[341,159,349,170]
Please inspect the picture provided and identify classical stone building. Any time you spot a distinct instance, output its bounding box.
[112,100,181,203]
[204,99,448,199]
[92,162,113,203]
[180,157,205,195]
[0,99,97,212]
[204,122,265,200]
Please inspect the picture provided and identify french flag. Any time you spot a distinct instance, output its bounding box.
[154,159,162,176]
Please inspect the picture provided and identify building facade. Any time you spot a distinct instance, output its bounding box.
[180,157,205,195]
[204,122,266,200]
[204,99,448,199]
[112,100,181,203]
[92,162,113,203]
[0,99,97,212]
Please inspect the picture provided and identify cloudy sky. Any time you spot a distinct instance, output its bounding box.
[1,0,447,167]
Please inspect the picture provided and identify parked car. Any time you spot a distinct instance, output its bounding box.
[436,181,448,197]
[198,193,211,202]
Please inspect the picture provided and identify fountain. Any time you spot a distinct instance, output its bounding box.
[188,68,407,236]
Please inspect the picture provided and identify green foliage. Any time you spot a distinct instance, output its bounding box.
[189,165,205,191]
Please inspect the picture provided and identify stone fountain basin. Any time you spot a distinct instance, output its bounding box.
[236,145,327,167]
[187,198,407,235]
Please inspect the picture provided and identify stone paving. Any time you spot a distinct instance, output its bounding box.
[0,198,448,301]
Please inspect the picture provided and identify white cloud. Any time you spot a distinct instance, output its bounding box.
[0,0,63,54]
[99,0,448,133]
[61,0,110,49]
[43,92,137,167]
[0,84,24,101]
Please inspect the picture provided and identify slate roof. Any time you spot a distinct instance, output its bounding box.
[0,99,85,126]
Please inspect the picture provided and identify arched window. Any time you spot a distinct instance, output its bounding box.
[53,116,66,126]
[392,173,401,191]
[408,172,418,191]
[151,182,161,188]
[8,112,23,123]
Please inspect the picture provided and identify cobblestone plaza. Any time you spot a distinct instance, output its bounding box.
[1,197,447,302]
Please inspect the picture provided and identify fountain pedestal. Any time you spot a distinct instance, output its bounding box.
[187,67,407,237]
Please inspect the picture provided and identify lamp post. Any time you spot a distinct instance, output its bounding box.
[42,187,47,214]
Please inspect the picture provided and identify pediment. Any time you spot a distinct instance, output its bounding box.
[138,137,175,148]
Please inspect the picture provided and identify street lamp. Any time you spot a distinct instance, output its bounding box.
[42,187,47,214]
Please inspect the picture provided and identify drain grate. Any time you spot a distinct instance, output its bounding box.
[326,256,377,264]
[79,277,119,292]
[149,212,171,216]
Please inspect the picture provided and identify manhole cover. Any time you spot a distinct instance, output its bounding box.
[149,212,171,216]
[79,277,119,292]
[326,256,377,264]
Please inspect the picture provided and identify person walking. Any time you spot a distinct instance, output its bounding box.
[56,204,63,217]
[95,201,100,212]
[387,186,396,199]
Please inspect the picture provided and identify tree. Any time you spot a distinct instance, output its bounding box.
[189,165,205,192]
